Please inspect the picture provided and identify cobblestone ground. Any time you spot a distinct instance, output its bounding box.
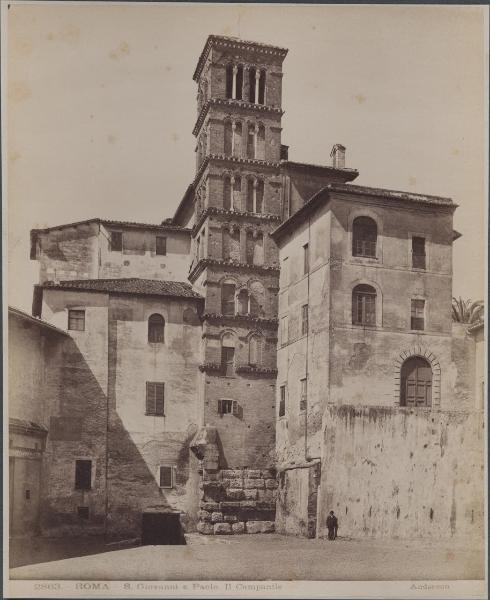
[9,534,484,581]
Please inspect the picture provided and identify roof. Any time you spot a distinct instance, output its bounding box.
[193,35,288,82]
[282,160,359,181]
[31,218,191,235]
[271,183,456,243]
[9,417,48,437]
[41,278,203,300]
[8,306,70,337]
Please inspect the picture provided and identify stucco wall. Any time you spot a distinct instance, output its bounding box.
[318,405,485,541]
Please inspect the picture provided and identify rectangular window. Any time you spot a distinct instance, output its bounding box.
[156,236,167,256]
[110,231,123,252]
[281,316,288,346]
[303,243,309,275]
[301,304,309,336]
[279,385,286,417]
[411,299,425,330]
[221,347,235,377]
[75,460,92,490]
[300,378,307,412]
[218,399,238,415]
[68,309,85,331]
[159,466,173,489]
[412,236,426,269]
[146,382,165,416]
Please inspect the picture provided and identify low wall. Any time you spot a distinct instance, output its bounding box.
[318,406,485,540]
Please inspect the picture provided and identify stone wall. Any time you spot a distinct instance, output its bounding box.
[318,405,485,541]
[197,468,277,535]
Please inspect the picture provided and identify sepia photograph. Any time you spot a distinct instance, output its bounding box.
[3,2,488,598]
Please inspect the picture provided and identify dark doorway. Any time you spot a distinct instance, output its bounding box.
[400,356,433,407]
[141,512,186,545]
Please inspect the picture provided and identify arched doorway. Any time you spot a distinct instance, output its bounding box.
[400,356,433,407]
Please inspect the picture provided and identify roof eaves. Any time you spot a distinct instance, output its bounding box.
[8,306,70,337]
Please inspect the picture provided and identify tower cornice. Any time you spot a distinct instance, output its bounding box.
[193,98,283,137]
[193,35,288,83]
[192,207,281,237]
[188,257,279,283]
[193,154,281,189]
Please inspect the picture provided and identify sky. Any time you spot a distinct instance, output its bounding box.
[6,3,487,313]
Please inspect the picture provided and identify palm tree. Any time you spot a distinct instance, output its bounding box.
[452,297,484,324]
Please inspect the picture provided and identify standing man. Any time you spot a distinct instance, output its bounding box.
[326,510,338,540]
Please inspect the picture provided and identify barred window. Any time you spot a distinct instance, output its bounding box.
[352,284,376,326]
[218,399,239,415]
[68,309,85,331]
[411,299,425,330]
[146,382,165,416]
[352,217,377,258]
[148,314,165,343]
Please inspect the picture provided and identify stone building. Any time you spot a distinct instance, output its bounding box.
[8,35,484,543]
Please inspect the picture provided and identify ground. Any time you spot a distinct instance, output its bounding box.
[9,534,484,581]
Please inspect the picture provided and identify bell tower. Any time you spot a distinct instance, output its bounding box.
[188,37,287,527]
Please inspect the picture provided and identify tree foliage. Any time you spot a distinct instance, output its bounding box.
[451,297,484,324]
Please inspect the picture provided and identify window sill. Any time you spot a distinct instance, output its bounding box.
[145,413,166,417]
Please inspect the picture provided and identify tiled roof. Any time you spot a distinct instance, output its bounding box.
[42,278,203,300]
[8,306,70,336]
[31,218,191,234]
[9,417,48,436]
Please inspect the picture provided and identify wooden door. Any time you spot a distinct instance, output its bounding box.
[401,357,432,407]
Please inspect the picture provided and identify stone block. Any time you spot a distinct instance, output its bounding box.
[200,501,219,511]
[261,469,276,479]
[244,478,264,489]
[211,511,223,523]
[232,522,246,534]
[198,510,212,522]
[265,478,278,489]
[246,470,262,479]
[258,489,276,501]
[243,489,258,500]
[257,500,275,511]
[221,469,243,479]
[197,522,214,535]
[245,521,263,534]
[214,522,231,535]
[240,500,257,510]
[219,501,239,511]
[224,514,238,523]
[227,489,244,500]
[227,478,243,488]
[260,521,275,533]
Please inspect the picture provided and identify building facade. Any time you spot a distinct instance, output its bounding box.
[8,35,484,542]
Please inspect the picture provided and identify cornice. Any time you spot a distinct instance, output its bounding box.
[193,154,281,189]
[202,312,278,329]
[193,98,283,137]
[192,207,281,236]
[188,257,280,283]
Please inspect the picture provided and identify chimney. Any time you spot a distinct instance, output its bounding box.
[330,144,346,169]
[280,144,289,161]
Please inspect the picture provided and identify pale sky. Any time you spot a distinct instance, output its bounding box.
[6,3,487,313]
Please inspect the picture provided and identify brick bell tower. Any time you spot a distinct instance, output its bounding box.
[187,36,287,533]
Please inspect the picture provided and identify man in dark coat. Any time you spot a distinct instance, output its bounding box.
[326,510,338,540]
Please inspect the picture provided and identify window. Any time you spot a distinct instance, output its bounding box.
[249,67,257,103]
[148,314,165,343]
[400,357,432,407]
[221,333,235,376]
[75,460,92,490]
[226,64,233,99]
[279,386,286,417]
[223,176,232,210]
[218,399,239,415]
[247,124,256,159]
[221,282,236,316]
[68,309,85,331]
[249,335,262,366]
[301,304,309,336]
[412,237,426,269]
[159,466,174,489]
[146,382,165,416]
[156,236,167,256]
[258,70,266,104]
[352,217,377,258]
[300,378,307,411]
[110,231,123,252]
[411,299,425,330]
[282,257,289,287]
[281,316,289,346]
[303,243,309,274]
[352,284,376,326]
[237,289,249,315]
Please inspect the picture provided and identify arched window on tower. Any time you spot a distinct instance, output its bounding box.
[256,180,264,213]
[249,67,257,103]
[256,125,265,160]
[246,232,264,266]
[232,176,241,211]
[232,121,242,157]
[249,281,265,317]
[223,176,232,210]
[247,124,256,159]
[249,334,262,366]
[352,284,377,326]
[258,70,266,105]
[221,333,236,376]
[237,289,250,315]
[236,65,244,100]
[224,121,233,155]
[226,64,233,99]
[221,280,236,316]
[246,179,254,213]
[148,314,165,343]
[352,216,377,258]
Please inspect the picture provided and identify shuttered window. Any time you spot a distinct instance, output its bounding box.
[110,231,123,251]
[68,310,85,331]
[146,382,165,416]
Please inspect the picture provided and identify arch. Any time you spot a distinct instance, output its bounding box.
[148,313,165,343]
[393,347,441,407]
[352,216,377,258]
[225,63,233,99]
[400,356,433,407]
[349,279,383,327]
[352,284,377,326]
[348,208,383,262]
